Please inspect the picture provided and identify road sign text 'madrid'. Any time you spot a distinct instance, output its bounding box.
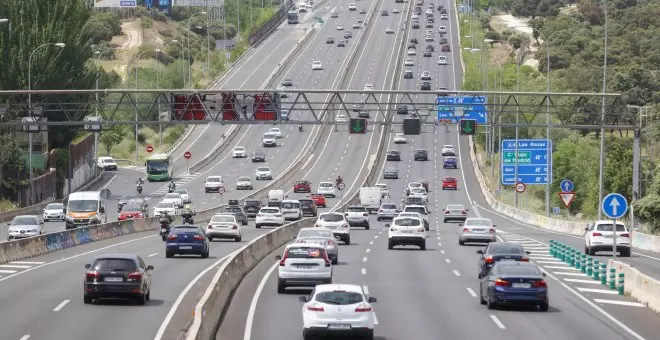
[501,139,552,185]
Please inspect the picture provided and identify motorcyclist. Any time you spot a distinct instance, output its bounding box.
[136,178,144,185]
[136,178,143,193]
[180,207,194,224]
[168,180,176,192]
[335,176,343,187]
[299,124,303,132]
[159,211,173,225]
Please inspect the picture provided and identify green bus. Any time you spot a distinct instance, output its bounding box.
[146,153,173,181]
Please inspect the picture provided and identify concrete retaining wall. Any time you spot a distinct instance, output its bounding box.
[609,259,660,314]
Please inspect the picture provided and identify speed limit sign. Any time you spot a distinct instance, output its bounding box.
[338,183,345,190]
[515,182,526,193]
[219,186,226,194]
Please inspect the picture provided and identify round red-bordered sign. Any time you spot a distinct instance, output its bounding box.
[515,182,526,193]
[146,145,154,153]
[338,183,345,190]
[219,186,226,194]
[184,151,192,159]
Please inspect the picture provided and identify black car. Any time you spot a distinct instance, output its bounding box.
[412,22,420,29]
[381,10,388,16]
[352,103,364,113]
[84,253,154,305]
[358,111,370,118]
[360,9,366,14]
[423,50,432,57]
[222,205,248,225]
[407,43,416,49]
[344,31,352,39]
[386,150,401,161]
[326,37,334,44]
[337,40,346,47]
[477,242,531,279]
[252,149,266,162]
[404,70,413,79]
[298,199,318,217]
[421,81,431,90]
[243,199,262,218]
[331,12,339,18]
[426,44,435,52]
[409,38,418,44]
[396,105,409,114]
[117,194,137,211]
[414,149,428,161]
[383,167,399,179]
[281,79,293,86]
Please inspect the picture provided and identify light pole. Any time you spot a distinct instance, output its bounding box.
[171,39,185,87]
[187,11,207,89]
[484,38,505,182]
[92,48,115,161]
[510,24,552,216]
[597,2,609,219]
[28,42,65,204]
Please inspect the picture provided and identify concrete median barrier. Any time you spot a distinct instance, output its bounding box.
[188,125,241,174]
[609,259,660,315]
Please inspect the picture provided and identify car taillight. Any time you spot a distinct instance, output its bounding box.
[307,303,324,311]
[461,210,467,215]
[418,228,425,232]
[494,279,510,287]
[620,233,630,238]
[519,257,529,262]
[279,252,288,266]
[327,239,335,245]
[128,271,142,281]
[193,235,205,241]
[462,228,469,232]
[355,303,372,312]
[207,225,213,229]
[485,257,494,264]
[232,225,238,229]
[86,271,100,279]
[592,232,602,237]
[167,235,177,241]
[489,229,495,234]
[445,211,450,214]
[531,280,547,288]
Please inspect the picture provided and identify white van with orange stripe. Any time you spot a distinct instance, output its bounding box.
[65,191,106,230]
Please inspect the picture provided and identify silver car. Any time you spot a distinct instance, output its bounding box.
[383,167,399,179]
[295,228,339,264]
[377,202,399,221]
[458,217,496,245]
[7,215,44,241]
[43,202,65,221]
[443,204,468,222]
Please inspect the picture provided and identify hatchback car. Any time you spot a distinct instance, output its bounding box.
[407,48,417,55]
[232,146,247,158]
[421,71,431,80]
[459,217,495,245]
[437,55,448,65]
[255,207,285,228]
[243,199,262,217]
[294,180,312,193]
[118,199,149,220]
[385,27,394,34]
[386,150,401,161]
[414,149,428,161]
[441,44,451,52]
[166,225,210,258]
[326,37,334,44]
[441,144,455,156]
[317,182,336,197]
[383,167,399,179]
[206,214,242,242]
[337,40,346,47]
[312,61,323,70]
[310,194,327,208]
[394,133,407,143]
[584,220,631,256]
[443,156,457,168]
[377,202,399,221]
[276,244,332,293]
[43,203,65,221]
[255,166,273,180]
[222,204,249,225]
[298,199,318,217]
[387,216,426,250]
[236,176,253,190]
[477,242,530,279]
[420,81,431,90]
[83,253,153,305]
[423,50,432,57]
[480,261,549,311]
[252,149,267,162]
[295,227,339,264]
[7,215,44,240]
[315,212,351,244]
[442,176,458,190]
[404,58,414,66]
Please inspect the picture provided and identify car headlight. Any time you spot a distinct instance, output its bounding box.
[8,229,17,233]
[28,229,38,233]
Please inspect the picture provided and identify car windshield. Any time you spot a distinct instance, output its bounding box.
[165,194,179,199]
[388,151,399,154]
[315,291,363,305]
[91,258,137,272]
[405,206,425,214]
[386,167,397,172]
[11,217,38,225]
[174,190,187,195]
[466,219,491,227]
[381,204,397,209]
[281,202,300,209]
[264,133,276,139]
[498,265,542,276]
[285,247,325,259]
[156,202,173,208]
[394,218,421,226]
[320,213,343,222]
[320,183,332,187]
[46,203,64,210]
[257,167,270,172]
[123,204,143,211]
[211,215,235,223]
[444,177,456,182]
[445,157,456,161]
[409,183,422,187]
[298,229,333,238]
[347,206,366,212]
[238,176,250,181]
[270,128,280,132]
[447,205,464,210]
[245,200,260,206]
[412,188,426,193]
[234,147,244,150]
[173,227,200,234]
[207,177,221,182]
[68,200,99,212]
[488,243,526,255]
[261,208,280,214]
[596,224,626,232]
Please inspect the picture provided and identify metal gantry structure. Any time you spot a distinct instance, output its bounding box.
[0,89,638,130]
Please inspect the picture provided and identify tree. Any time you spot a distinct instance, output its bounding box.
[100,126,126,156]
[511,0,563,18]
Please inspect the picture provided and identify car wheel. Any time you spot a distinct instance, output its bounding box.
[166,252,174,258]
[83,294,93,304]
[364,329,374,340]
[235,235,242,242]
[135,293,147,305]
[620,249,631,257]
[344,236,351,245]
[277,280,286,294]
[332,256,338,265]
[377,217,381,221]
[420,242,426,250]
[486,295,497,310]
[256,224,261,229]
[201,249,209,258]
[539,302,549,311]
[458,239,465,246]
[146,290,151,301]
[479,286,487,305]
[243,221,248,226]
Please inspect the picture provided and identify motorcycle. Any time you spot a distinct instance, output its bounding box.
[137,184,143,194]
[159,221,170,241]
[299,125,303,132]
[168,184,176,193]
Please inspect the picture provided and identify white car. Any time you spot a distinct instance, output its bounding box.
[441,145,456,156]
[405,182,424,195]
[153,201,176,216]
[408,188,428,202]
[363,83,374,91]
[255,166,273,180]
[348,3,356,10]
[296,227,339,264]
[162,193,184,208]
[336,25,344,30]
[353,22,361,29]
[205,176,224,193]
[394,133,407,144]
[262,132,277,147]
[236,176,254,190]
[312,60,323,70]
[385,27,394,34]
[232,146,247,158]
[404,58,414,66]
[421,71,431,80]
[336,114,348,122]
[437,56,448,65]
[425,35,434,42]
[344,205,370,229]
[7,215,44,241]
[438,25,447,33]
[458,217,496,245]
[412,14,419,20]
[407,48,416,55]
[281,199,303,221]
[387,216,426,250]
[255,207,285,228]
[300,284,377,338]
[584,220,631,257]
[173,189,191,204]
[426,9,433,15]
[317,182,336,197]
[315,212,351,244]
[206,214,242,242]
[97,156,118,171]
[269,127,283,138]
[375,183,390,198]
[276,243,332,293]
[43,202,65,221]
[393,8,400,13]
[440,13,448,20]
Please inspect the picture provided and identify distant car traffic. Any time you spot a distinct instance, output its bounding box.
[7,215,44,241]
[443,156,457,168]
[442,176,457,190]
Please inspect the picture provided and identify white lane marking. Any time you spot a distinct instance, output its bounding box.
[593,299,646,307]
[373,312,379,325]
[154,250,237,340]
[563,278,602,285]
[577,287,619,295]
[544,265,578,270]
[243,261,279,340]
[445,259,451,264]
[101,174,117,189]
[466,287,477,298]
[0,265,31,269]
[0,270,18,274]
[365,248,371,253]
[489,315,506,330]
[554,271,589,277]
[437,242,442,247]
[361,268,367,275]
[19,335,30,340]
[374,235,379,239]
[452,269,461,277]
[10,261,46,265]
[362,257,368,262]
[148,253,159,258]
[53,299,70,312]
[363,285,370,295]
[534,260,564,264]
[440,250,445,254]
[369,241,374,245]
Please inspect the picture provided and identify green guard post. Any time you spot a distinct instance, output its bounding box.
[593,260,600,280]
[568,249,575,266]
[580,255,587,273]
[609,268,616,290]
[600,264,607,285]
[575,252,582,269]
[549,240,554,256]
[548,242,553,256]
[560,245,566,261]
[618,273,624,295]
[587,257,593,276]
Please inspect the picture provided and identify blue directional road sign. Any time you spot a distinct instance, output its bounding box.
[560,179,574,193]
[602,193,629,219]
[437,96,488,124]
[501,139,552,185]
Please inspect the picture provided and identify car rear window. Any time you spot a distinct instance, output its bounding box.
[595,224,626,232]
[466,219,491,227]
[381,204,397,209]
[286,247,326,259]
[211,215,234,223]
[207,177,221,182]
[261,208,280,214]
[299,230,332,239]
[320,214,343,222]
[244,200,260,206]
[281,202,300,209]
[497,265,542,276]
[320,183,332,187]
[489,243,525,254]
[173,227,200,234]
[404,207,425,214]
[92,258,137,271]
[394,218,421,226]
[444,177,456,182]
[347,207,366,212]
[315,291,364,305]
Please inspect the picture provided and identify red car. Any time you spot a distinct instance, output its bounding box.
[442,176,457,190]
[310,194,327,208]
[118,209,145,221]
[293,180,311,193]
[441,44,451,52]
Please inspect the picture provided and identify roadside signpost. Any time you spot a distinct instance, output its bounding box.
[501,139,552,185]
[338,182,345,200]
[515,182,526,193]
[601,193,629,261]
[560,179,574,192]
[146,145,154,153]
[184,151,192,173]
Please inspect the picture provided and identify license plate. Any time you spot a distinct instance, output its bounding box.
[471,229,484,233]
[401,230,413,234]
[161,228,167,232]
[512,283,531,288]
[179,246,193,250]
[328,324,351,330]
[500,259,516,262]
[604,235,613,238]
[104,277,123,282]
[297,265,313,269]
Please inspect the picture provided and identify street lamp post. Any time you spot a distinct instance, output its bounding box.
[28,42,65,204]
[597,2,609,219]
[187,11,207,89]
[484,38,505,182]
[133,48,160,163]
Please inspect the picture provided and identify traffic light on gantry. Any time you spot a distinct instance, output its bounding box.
[349,118,367,134]
[460,119,477,135]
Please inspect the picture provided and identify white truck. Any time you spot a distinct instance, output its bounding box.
[359,187,382,214]
[268,189,284,207]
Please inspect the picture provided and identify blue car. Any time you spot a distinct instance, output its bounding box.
[165,225,210,258]
[480,261,549,311]
[443,156,457,169]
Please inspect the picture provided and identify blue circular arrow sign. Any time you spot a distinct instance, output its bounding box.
[560,179,574,193]
[602,193,628,219]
